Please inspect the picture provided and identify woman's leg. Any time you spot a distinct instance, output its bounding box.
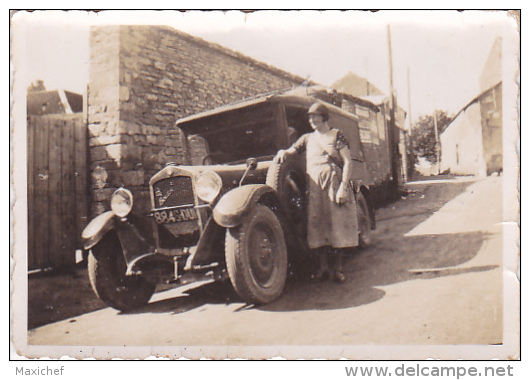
[311,246,330,282]
[330,248,346,283]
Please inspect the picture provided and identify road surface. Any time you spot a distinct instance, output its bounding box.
[27,176,505,356]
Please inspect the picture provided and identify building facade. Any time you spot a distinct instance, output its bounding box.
[440,37,503,177]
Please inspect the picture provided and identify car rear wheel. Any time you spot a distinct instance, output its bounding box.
[225,205,288,305]
[88,232,155,311]
[356,192,372,248]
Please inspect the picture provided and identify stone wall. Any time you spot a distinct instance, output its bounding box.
[88,26,122,216]
[88,25,306,215]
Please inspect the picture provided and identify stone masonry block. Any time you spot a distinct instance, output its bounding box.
[146,135,158,145]
[118,169,146,187]
[121,120,142,135]
[91,144,122,162]
[120,143,142,162]
[154,61,167,70]
[90,145,110,162]
[119,86,130,101]
[165,147,177,156]
[89,134,122,147]
[92,188,116,202]
[88,123,105,137]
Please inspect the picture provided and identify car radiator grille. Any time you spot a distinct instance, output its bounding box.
[152,176,195,209]
[152,175,201,250]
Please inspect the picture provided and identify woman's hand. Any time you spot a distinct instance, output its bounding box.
[274,149,288,164]
[336,182,350,205]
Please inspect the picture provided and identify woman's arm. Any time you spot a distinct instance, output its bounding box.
[273,146,297,163]
[274,133,307,163]
[336,146,353,204]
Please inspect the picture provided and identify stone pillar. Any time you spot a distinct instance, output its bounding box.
[88,26,123,216]
[88,26,188,216]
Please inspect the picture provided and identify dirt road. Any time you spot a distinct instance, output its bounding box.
[26,176,505,356]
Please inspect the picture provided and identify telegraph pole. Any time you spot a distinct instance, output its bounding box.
[402,67,413,182]
[387,24,400,194]
[407,67,412,131]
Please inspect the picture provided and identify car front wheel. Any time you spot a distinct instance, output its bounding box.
[225,205,288,305]
[88,232,155,311]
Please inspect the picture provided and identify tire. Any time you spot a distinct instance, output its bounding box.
[225,205,288,305]
[88,232,156,311]
[266,156,305,226]
[356,192,372,248]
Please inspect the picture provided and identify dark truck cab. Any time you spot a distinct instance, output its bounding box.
[82,93,376,311]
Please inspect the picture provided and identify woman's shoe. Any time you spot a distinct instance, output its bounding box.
[310,252,330,283]
[333,271,346,284]
[310,269,329,283]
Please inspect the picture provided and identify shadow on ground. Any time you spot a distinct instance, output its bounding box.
[27,267,105,330]
[261,231,494,312]
[122,280,241,316]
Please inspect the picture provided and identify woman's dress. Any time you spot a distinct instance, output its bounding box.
[292,128,359,249]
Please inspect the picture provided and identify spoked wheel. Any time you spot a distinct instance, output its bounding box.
[225,205,288,305]
[88,232,155,311]
[356,192,372,248]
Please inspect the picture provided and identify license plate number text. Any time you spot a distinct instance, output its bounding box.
[153,208,198,224]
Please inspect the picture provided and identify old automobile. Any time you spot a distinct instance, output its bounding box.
[81,92,376,311]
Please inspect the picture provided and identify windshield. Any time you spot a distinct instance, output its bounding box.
[182,102,280,165]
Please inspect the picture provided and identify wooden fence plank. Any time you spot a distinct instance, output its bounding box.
[47,117,63,268]
[60,118,76,266]
[27,117,35,270]
[31,116,51,270]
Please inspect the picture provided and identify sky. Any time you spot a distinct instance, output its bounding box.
[13,10,517,125]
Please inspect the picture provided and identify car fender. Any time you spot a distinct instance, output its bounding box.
[81,211,117,250]
[213,184,279,228]
[82,211,152,266]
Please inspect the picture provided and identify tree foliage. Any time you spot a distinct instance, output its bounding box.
[27,80,46,93]
[411,110,452,164]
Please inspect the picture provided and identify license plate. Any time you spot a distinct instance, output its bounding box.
[153,208,198,224]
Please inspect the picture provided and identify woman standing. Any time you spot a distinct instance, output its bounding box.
[274,102,359,283]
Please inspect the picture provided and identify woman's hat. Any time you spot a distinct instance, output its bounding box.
[307,102,330,120]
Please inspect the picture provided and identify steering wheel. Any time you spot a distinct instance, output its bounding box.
[202,153,216,165]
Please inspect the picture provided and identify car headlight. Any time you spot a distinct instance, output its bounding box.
[196,171,222,203]
[111,188,134,217]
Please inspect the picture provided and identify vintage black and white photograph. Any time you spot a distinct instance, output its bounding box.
[10,10,520,360]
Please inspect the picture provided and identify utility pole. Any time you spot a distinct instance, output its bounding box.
[407,67,412,131]
[402,67,413,182]
[433,108,441,175]
[387,24,400,194]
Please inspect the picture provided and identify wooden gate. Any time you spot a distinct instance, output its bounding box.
[27,114,89,271]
